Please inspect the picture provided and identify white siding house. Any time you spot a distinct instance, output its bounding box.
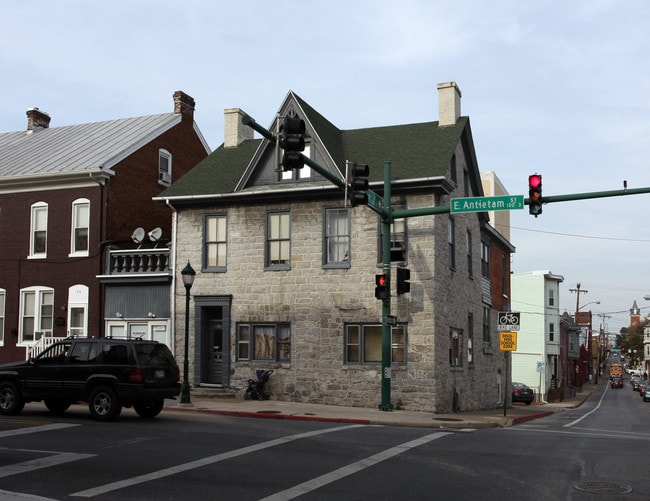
[511,270,564,401]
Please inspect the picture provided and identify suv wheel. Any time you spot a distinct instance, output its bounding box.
[0,382,25,416]
[133,399,164,418]
[88,386,122,421]
[45,399,71,415]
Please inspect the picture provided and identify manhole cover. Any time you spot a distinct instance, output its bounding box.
[256,410,282,414]
[433,417,463,422]
[573,481,632,494]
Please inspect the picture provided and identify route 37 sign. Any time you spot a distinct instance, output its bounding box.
[498,311,520,331]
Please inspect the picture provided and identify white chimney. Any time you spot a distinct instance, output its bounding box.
[437,82,462,127]
[224,108,253,148]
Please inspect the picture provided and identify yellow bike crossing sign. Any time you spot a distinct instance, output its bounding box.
[499,331,517,351]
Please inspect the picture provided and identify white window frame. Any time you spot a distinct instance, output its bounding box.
[70,198,90,257]
[158,149,172,186]
[30,202,48,258]
[19,286,54,345]
[67,284,89,337]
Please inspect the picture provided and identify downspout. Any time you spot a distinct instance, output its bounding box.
[89,172,107,337]
[166,199,178,356]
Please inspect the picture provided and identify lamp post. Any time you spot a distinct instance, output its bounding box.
[180,261,196,405]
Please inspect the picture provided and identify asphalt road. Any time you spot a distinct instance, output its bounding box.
[1,380,648,500]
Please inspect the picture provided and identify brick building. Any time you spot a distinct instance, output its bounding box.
[0,91,210,362]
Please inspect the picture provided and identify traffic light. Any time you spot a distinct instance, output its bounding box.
[528,174,542,217]
[396,267,411,294]
[279,116,306,170]
[349,163,369,206]
[375,274,389,300]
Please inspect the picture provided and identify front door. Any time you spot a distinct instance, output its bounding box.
[208,317,224,384]
[194,296,231,387]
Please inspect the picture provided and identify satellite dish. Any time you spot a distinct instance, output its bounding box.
[148,227,162,247]
[131,227,145,247]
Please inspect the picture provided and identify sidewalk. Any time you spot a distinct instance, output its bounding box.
[165,383,601,429]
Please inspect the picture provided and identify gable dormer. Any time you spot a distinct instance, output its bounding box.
[235,91,345,192]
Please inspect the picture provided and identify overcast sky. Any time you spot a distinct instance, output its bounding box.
[2,0,649,335]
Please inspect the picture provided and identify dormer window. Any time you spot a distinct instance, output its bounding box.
[158,149,172,186]
[280,144,312,181]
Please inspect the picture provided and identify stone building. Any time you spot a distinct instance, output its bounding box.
[157,82,514,413]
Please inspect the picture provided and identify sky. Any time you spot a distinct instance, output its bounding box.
[2,0,650,336]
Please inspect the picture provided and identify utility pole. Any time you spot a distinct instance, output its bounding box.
[570,283,592,383]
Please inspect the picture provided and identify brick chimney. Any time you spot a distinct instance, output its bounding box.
[437,82,462,127]
[224,108,253,148]
[173,90,195,117]
[26,107,51,133]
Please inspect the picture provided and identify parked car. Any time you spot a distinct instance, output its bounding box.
[512,382,534,405]
[643,386,650,402]
[0,337,181,421]
[631,377,643,391]
[610,377,624,388]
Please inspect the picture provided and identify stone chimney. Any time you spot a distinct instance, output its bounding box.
[224,108,253,148]
[173,90,195,117]
[26,107,51,133]
[437,82,462,127]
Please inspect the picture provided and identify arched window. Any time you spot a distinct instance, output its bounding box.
[30,202,48,258]
[70,198,90,256]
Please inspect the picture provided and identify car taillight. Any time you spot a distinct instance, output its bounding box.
[514,389,520,394]
[129,369,143,383]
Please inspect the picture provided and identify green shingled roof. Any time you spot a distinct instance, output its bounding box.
[158,93,470,200]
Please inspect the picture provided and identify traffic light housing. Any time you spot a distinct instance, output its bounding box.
[396,267,411,294]
[279,116,306,170]
[375,274,389,300]
[349,163,369,207]
[528,174,542,216]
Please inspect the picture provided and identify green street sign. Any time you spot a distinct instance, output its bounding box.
[450,195,524,214]
[366,189,384,213]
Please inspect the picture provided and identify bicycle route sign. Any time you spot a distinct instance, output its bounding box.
[498,311,520,331]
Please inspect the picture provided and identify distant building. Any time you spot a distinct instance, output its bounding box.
[511,271,564,400]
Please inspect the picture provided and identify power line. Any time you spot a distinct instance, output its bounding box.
[507,225,650,242]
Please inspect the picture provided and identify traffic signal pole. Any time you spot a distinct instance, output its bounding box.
[379,161,394,411]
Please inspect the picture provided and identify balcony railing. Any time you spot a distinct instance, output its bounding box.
[104,248,171,276]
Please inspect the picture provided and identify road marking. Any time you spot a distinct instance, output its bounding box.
[563,383,608,428]
[0,423,80,439]
[259,431,452,501]
[70,424,366,498]
[0,451,95,479]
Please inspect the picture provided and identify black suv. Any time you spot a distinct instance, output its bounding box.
[0,337,181,421]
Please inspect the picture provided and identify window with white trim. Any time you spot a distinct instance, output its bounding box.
[30,202,48,258]
[158,149,172,185]
[20,286,54,343]
[281,144,312,181]
[70,198,90,256]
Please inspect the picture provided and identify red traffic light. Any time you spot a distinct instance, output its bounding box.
[376,274,387,287]
[529,174,542,189]
[375,274,389,300]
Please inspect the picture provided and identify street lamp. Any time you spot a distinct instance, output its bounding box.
[180,261,196,405]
